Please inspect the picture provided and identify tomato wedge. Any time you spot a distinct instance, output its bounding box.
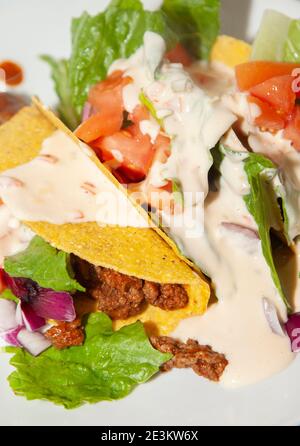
[236,61,300,91]
[248,96,285,132]
[75,71,132,143]
[165,43,193,67]
[250,75,295,117]
[284,106,300,152]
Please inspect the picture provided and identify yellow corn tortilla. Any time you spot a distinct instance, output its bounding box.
[0,100,210,335]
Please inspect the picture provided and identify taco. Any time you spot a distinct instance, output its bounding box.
[0,99,210,337]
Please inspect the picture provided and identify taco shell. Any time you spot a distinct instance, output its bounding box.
[0,100,210,335]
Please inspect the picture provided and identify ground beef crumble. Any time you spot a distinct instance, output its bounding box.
[73,258,189,319]
[45,318,85,350]
[151,336,228,382]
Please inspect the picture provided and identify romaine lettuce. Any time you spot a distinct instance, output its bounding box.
[44,0,220,127]
[7,312,171,409]
[4,236,84,293]
[243,153,291,310]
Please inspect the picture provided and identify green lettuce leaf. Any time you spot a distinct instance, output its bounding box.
[44,0,220,125]
[7,313,171,409]
[69,0,176,120]
[162,0,220,60]
[4,236,84,293]
[40,56,78,130]
[284,19,300,62]
[0,289,18,302]
[243,153,291,310]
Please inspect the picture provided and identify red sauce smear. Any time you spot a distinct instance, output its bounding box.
[0,61,23,86]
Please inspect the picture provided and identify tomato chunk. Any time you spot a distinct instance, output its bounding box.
[165,43,193,67]
[75,71,132,143]
[250,75,296,117]
[96,131,154,182]
[236,61,300,91]
[284,106,300,152]
[75,112,124,143]
[248,96,285,132]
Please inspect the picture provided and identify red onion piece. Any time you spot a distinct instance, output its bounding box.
[15,302,23,326]
[0,325,23,347]
[0,300,18,331]
[222,222,259,240]
[262,298,285,337]
[31,289,76,322]
[285,313,300,353]
[17,329,51,356]
[21,301,46,332]
[82,102,92,122]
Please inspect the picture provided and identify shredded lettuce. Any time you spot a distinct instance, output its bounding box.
[43,0,220,126]
[4,236,84,293]
[7,312,171,409]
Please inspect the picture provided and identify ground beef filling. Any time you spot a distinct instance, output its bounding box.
[73,258,189,320]
[45,319,85,350]
[151,336,228,382]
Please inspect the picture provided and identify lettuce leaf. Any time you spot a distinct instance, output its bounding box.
[4,236,84,293]
[162,0,220,60]
[251,9,300,64]
[69,0,176,120]
[0,289,18,302]
[7,312,171,409]
[213,145,291,309]
[284,19,300,62]
[40,56,78,130]
[44,0,220,125]
[243,153,291,310]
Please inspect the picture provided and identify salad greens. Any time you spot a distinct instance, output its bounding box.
[251,9,300,63]
[162,0,220,61]
[0,289,18,302]
[243,153,291,311]
[284,19,300,62]
[4,236,84,293]
[214,145,291,310]
[44,0,220,128]
[7,313,171,409]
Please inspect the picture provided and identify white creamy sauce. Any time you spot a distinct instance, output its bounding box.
[223,91,300,240]
[172,154,294,387]
[0,202,34,266]
[0,130,148,228]
[111,33,296,386]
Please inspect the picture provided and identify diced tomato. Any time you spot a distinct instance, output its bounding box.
[153,134,171,161]
[75,71,132,143]
[284,106,300,152]
[93,130,154,182]
[236,61,300,91]
[248,96,285,132]
[165,43,193,67]
[250,75,296,117]
[75,112,124,143]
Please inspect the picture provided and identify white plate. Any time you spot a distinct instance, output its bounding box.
[1,0,300,427]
